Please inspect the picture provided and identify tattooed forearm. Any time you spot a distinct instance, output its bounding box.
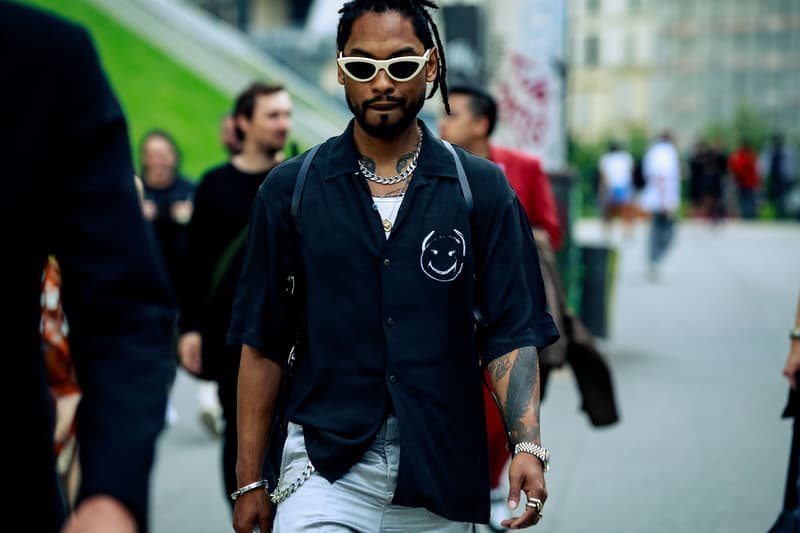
[487,346,541,443]
[489,356,511,382]
[396,151,415,173]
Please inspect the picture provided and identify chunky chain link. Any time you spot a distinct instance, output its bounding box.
[270,461,315,504]
[357,126,422,185]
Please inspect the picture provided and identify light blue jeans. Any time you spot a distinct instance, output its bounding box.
[273,416,476,532]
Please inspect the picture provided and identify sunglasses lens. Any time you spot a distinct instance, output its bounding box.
[388,60,420,80]
[345,61,377,81]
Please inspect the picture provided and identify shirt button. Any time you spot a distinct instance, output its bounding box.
[383,258,391,267]
[389,375,397,383]
[387,317,395,326]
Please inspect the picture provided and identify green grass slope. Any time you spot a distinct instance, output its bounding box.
[19,0,233,179]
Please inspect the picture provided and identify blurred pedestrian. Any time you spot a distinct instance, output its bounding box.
[639,131,682,280]
[2,4,176,532]
[193,113,249,437]
[139,129,195,291]
[728,139,761,220]
[438,84,562,250]
[441,82,619,531]
[597,139,636,239]
[138,129,195,427]
[768,294,800,532]
[759,132,797,220]
[177,82,293,511]
[688,138,727,224]
[228,2,558,532]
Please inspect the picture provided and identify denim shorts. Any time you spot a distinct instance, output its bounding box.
[273,416,475,532]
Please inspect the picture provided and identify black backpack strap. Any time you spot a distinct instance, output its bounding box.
[291,143,321,223]
[443,141,513,448]
[285,143,321,364]
[442,140,474,223]
[443,140,484,327]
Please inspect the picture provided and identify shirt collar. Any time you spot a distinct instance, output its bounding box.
[323,119,459,181]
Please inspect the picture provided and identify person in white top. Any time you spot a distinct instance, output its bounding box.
[639,132,682,279]
[598,140,635,237]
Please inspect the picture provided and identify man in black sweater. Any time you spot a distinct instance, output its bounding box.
[177,82,293,509]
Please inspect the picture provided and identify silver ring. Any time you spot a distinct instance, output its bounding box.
[525,498,543,514]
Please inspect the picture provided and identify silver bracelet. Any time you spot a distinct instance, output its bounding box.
[230,479,269,501]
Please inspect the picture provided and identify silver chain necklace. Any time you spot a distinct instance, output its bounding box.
[358,126,423,185]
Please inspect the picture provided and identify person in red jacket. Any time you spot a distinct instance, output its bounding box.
[438,84,562,251]
[728,139,761,219]
[440,83,564,531]
[441,83,620,531]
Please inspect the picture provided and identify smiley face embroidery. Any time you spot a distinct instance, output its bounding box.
[420,229,466,282]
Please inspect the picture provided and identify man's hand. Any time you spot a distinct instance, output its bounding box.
[501,453,548,529]
[233,489,272,533]
[501,452,547,529]
[61,495,135,533]
[170,200,193,225]
[141,199,157,221]
[177,331,203,375]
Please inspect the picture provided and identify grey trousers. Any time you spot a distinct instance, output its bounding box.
[273,416,475,532]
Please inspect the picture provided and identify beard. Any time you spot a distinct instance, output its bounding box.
[347,87,426,139]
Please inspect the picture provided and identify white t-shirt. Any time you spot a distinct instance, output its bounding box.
[640,140,681,212]
[599,150,634,189]
[373,195,404,238]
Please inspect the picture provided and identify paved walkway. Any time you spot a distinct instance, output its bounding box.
[151,218,800,533]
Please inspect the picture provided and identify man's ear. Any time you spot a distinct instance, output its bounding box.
[477,116,491,139]
[235,114,249,137]
[426,48,438,83]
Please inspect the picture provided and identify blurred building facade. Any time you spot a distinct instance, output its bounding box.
[567,0,800,146]
[567,0,655,142]
[655,0,800,146]
[189,0,312,31]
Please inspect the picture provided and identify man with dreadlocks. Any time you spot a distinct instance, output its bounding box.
[227,1,558,531]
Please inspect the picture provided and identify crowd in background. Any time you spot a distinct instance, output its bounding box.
[596,130,799,229]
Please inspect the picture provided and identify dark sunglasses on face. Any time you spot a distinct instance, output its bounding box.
[337,49,432,82]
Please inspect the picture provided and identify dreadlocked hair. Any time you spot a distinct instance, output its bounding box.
[337,0,450,114]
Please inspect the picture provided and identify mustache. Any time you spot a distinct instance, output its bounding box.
[362,95,405,110]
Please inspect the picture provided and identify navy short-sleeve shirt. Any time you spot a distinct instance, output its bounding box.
[227,120,558,524]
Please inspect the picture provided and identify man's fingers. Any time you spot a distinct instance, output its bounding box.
[500,507,540,529]
[507,473,522,510]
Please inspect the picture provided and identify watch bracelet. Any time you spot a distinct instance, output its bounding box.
[513,441,549,471]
